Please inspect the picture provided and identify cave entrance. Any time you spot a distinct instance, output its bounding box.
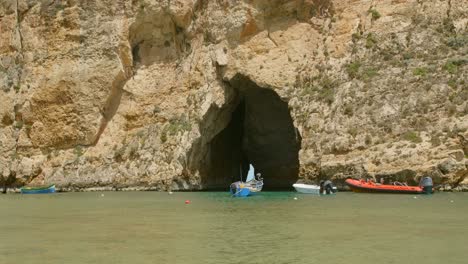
[203,75,301,189]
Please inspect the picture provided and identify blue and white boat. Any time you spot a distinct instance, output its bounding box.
[230,181,252,197]
[20,184,56,194]
[230,165,263,197]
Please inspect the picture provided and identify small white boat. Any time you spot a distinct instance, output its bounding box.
[293,183,337,194]
[293,183,321,194]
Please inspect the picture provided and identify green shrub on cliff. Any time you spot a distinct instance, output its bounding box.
[443,61,457,74]
[159,116,192,143]
[368,9,381,21]
[402,131,422,143]
[344,104,354,116]
[365,33,378,49]
[445,34,467,50]
[443,59,466,74]
[166,117,192,135]
[10,151,19,160]
[446,102,457,116]
[346,61,361,79]
[363,134,371,145]
[160,131,168,143]
[348,127,358,138]
[413,67,428,77]
[345,61,379,81]
[362,67,379,80]
[351,32,361,43]
[74,145,83,157]
[430,134,441,147]
[300,73,336,105]
[14,120,23,129]
[448,78,457,88]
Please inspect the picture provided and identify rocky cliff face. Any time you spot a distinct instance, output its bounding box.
[1,0,467,191]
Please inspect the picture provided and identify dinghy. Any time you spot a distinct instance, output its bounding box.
[292,183,321,194]
[293,183,337,194]
[345,178,433,194]
[20,184,56,194]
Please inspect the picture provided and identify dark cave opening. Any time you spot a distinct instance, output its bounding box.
[203,75,301,190]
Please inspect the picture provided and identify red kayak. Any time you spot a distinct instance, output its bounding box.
[345,178,425,194]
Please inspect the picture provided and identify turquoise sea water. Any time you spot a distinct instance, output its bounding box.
[1,191,467,264]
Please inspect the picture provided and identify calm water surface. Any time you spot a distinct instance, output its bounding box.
[1,191,467,264]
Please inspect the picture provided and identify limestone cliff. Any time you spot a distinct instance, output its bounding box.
[0,0,467,191]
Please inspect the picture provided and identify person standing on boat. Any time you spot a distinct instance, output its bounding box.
[256,173,263,181]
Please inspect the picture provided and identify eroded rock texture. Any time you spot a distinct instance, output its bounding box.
[0,0,467,190]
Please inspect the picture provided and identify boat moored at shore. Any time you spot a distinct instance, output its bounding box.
[345,178,433,194]
[293,182,337,195]
[20,185,56,194]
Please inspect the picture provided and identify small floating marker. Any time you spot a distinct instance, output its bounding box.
[101,193,105,197]
[185,200,191,204]
[413,196,417,199]
[450,200,454,203]
[294,197,298,200]
[169,191,173,194]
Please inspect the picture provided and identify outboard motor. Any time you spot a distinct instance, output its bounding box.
[419,177,433,194]
[320,180,337,195]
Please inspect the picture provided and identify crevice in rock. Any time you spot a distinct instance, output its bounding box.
[368,0,376,27]
[92,78,129,146]
[131,41,142,64]
[14,0,24,89]
[163,0,189,60]
[92,51,133,145]
[7,103,24,189]
[447,0,452,19]
[15,0,23,54]
[351,17,364,57]
[267,32,279,47]
[200,74,301,189]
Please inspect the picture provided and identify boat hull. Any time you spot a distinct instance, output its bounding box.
[293,184,337,194]
[345,179,424,194]
[293,184,320,194]
[230,180,263,197]
[20,185,56,194]
[230,187,251,197]
[230,182,251,197]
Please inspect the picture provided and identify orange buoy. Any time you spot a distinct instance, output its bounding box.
[185,200,191,204]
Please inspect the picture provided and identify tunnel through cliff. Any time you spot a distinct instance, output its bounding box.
[202,75,301,189]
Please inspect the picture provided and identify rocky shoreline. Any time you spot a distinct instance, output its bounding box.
[1,0,467,190]
[3,184,468,194]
